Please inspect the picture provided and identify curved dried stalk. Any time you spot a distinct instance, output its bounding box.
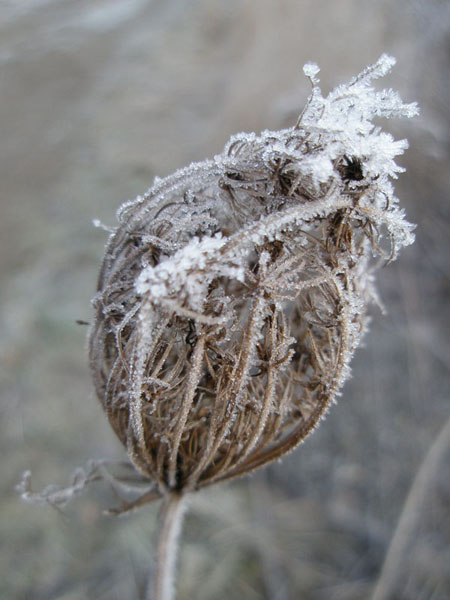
[372,416,450,600]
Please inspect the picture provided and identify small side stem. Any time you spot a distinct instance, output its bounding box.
[151,492,187,600]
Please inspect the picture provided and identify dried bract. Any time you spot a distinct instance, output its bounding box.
[89,55,417,498]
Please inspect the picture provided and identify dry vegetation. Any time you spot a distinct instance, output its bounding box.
[1,1,449,599]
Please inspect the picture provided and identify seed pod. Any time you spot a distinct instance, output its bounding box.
[89,55,417,495]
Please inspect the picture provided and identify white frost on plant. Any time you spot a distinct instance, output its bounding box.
[136,233,245,311]
[134,54,418,314]
[303,61,320,80]
[300,154,335,187]
[303,56,417,172]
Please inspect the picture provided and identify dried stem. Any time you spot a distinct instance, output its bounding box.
[371,415,450,600]
[151,492,187,600]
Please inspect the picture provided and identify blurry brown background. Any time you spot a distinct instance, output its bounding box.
[1,1,449,599]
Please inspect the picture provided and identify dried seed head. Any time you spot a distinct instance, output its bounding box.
[89,55,417,495]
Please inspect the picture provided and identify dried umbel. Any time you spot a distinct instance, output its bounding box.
[89,55,417,499]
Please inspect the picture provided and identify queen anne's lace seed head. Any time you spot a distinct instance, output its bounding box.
[89,56,418,494]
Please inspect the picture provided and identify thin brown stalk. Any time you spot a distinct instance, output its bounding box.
[168,336,205,488]
[151,491,187,600]
[372,416,450,600]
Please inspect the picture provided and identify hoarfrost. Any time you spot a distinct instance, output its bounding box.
[303,61,320,80]
[136,233,245,312]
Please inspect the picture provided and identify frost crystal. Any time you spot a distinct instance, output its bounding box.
[137,234,244,312]
[303,62,320,80]
[87,55,417,499]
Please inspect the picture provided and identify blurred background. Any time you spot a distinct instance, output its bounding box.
[1,1,449,599]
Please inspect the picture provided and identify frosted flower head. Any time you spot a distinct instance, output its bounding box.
[89,56,417,497]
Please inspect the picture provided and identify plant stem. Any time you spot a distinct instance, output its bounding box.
[151,491,187,600]
[372,415,450,600]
